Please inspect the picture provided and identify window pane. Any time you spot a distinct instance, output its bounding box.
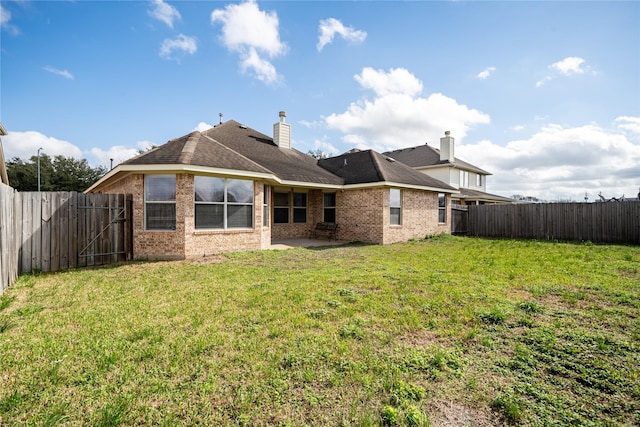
[263,185,270,204]
[324,193,336,207]
[146,203,176,230]
[390,207,401,225]
[439,209,447,223]
[227,205,253,228]
[293,207,306,223]
[274,207,289,223]
[227,179,253,203]
[390,189,401,207]
[263,205,269,227]
[438,193,446,208]
[274,192,289,207]
[195,204,223,229]
[194,176,224,202]
[293,192,307,207]
[146,175,176,201]
[324,208,336,223]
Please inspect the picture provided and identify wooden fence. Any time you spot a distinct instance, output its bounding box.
[1,184,132,294]
[467,202,640,244]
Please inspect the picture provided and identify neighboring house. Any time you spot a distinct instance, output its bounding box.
[385,131,512,205]
[87,112,457,259]
[0,123,9,186]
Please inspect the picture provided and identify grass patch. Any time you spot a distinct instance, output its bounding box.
[0,237,638,425]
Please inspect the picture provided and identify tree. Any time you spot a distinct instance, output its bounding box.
[307,149,329,159]
[6,155,107,192]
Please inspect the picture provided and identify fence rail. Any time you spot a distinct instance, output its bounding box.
[467,202,640,244]
[1,184,132,294]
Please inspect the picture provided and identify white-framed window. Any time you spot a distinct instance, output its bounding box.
[438,193,446,223]
[476,174,483,187]
[194,176,253,229]
[323,192,336,223]
[460,170,469,188]
[145,175,176,231]
[263,185,270,227]
[273,191,289,224]
[390,188,402,225]
[293,192,307,223]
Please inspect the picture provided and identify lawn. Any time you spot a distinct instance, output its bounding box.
[0,236,638,426]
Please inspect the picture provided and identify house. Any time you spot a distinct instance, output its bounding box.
[87,112,457,259]
[0,123,9,186]
[385,131,512,205]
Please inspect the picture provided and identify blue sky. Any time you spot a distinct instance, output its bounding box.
[1,0,638,201]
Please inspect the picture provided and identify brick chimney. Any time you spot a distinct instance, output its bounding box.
[273,111,291,149]
[439,130,454,162]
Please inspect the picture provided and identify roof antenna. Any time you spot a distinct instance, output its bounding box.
[219,113,223,125]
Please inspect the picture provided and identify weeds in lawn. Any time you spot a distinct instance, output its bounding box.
[0,237,638,425]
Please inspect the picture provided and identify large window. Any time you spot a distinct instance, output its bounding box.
[145,175,176,231]
[323,193,336,223]
[438,193,446,223]
[273,192,289,224]
[390,188,402,225]
[194,176,253,229]
[293,192,307,223]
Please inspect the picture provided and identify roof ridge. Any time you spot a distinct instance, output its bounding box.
[368,150,387,182]
[200,132,274,175]
[177,131,201,164]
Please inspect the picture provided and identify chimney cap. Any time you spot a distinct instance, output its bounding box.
[279,111,286,118]
[444,130,451,136]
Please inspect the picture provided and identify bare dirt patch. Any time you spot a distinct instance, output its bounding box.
[429,399,494,427]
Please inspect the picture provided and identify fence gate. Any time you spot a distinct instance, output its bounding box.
[451,205,468,235]
[76,193,133,267]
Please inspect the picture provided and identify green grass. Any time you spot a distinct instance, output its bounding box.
[0,236,638,426]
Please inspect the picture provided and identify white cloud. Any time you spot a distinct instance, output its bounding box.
[194,122,214,132]
[0,5,19,35]
[476,66,496,80]
[148,0,181,29]
[211,0,286,84]
[44,66,74,80]
[456,123,640,201]
[325,67,490,151]
[551,56,587,75]
[312,138,340,156]
[511,125,525,131]
[90,141,153,168]
[537,56,592,87]
[317,18,367,51]
[2,131,83,161]
[614,116,640,139]
[159,34,197,60]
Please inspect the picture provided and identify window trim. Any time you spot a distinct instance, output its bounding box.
[438,193,447,224]
[263,185,270,227]
[390,188,402,226]
[273,191,290,224]
[144,174,176,231]
[323,192,336,223]
[194,176,254,230]
[293,192,307,224]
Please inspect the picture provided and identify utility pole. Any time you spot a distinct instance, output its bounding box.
[37,147,43,192]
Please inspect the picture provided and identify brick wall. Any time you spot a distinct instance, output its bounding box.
[382,189,450,244]
[96,174,269,259]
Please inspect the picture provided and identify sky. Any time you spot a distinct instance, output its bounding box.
[1,0,638,201]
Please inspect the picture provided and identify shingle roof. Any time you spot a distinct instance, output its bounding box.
[455,188,514,202]
[384,144,490,175]
[113,120,455,192]
[318,149,455,190]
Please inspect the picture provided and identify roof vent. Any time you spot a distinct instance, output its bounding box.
[386,157,396,162]
[239,124,247,129]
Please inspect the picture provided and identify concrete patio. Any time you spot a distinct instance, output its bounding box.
[269,238,351,250]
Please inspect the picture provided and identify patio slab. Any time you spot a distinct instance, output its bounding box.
[269,238,350,250]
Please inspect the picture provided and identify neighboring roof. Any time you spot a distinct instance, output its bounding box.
[0,122,9,186]
[455,188,514,203]
[89,120,455,193]
[319,150,456,191]
[384,144,490,175]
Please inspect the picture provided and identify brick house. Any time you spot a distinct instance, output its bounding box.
[385,132,513,205]
[87,112,457,259]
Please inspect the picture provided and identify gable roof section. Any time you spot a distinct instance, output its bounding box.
[455,188,514,203]
[384,144,490,175]
[88,119,456,193]
[319,150,456,191]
